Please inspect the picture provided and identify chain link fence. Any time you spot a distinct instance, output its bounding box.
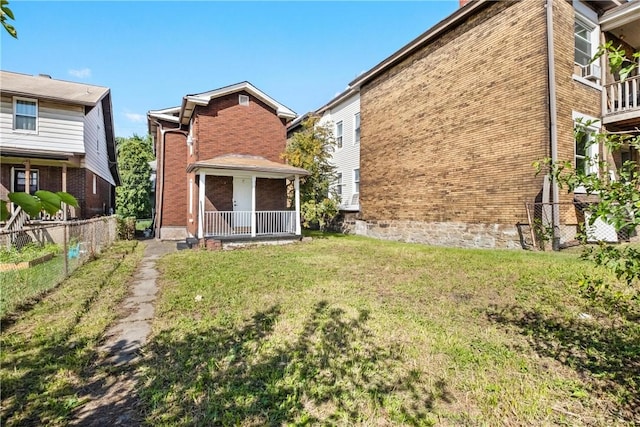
[523,202,634,250]
[0,216,118,315]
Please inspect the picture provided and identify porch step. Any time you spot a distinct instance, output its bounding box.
[176,241,191,251]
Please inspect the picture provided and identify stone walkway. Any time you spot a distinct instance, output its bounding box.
[71,239,176,426]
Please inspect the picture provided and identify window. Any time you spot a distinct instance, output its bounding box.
[92,174,97,195]
[239,94,249,106]
[574,20,592,67]
[334,172,343,196]
[354,168,360,193]
[13,168,39,193]
[354,113,360,144]
[336,121,343,149]
[574,117,599,179]
[13,98,37,132]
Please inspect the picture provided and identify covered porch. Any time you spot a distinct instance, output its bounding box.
[187,154,309,240]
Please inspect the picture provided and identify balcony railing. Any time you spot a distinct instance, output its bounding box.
[202,210,296,237]
[604,75,640,118]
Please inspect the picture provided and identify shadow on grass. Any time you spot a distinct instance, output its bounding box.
[140,301,445,425]
[486,304,640,422]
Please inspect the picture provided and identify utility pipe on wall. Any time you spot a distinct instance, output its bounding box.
[152,120,187,239]
[546,0,561,251]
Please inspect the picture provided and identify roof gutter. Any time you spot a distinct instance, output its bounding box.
[546,0,561,251]
[151,119,188,239]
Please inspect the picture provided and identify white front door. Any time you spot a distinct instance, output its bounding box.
[233,177,252,227]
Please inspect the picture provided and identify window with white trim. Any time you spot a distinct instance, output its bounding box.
[336,121,343,149]
[353,168,360,193]
[354,113,360,144]
[13,98,37,132]
[12,168,39,193]
[92,174,97,194]
[574,116,600,180]
[573,14,600,80]
[334,172,343,196]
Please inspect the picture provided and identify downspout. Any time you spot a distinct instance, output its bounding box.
[152,119,187,239]
[546,0,561,251]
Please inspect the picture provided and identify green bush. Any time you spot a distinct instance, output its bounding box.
[116,216,136,240]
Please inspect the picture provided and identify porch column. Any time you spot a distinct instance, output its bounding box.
[198,172,205,238]
[62,164,67,221]
[294,175,301,235]
[24,160,31,195]
[251,175,257,237]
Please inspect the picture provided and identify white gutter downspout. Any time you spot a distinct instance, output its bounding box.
[152,119,187,240]
[546,0,561,251]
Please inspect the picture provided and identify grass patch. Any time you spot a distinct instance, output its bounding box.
[0,253,65,317]
[0,240,144,426]
[0,242,60,264]
[141,234,639,426]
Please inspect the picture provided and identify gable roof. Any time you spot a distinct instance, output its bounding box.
[0,70,110,106]
[180,81,296,125]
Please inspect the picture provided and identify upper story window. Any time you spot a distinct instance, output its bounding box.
[573,7,600,82]
[354,113,360,144]
[13,97,38,132]
[336,121,343,149]
[574,20,593,67]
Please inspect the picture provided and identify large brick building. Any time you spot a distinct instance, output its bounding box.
[148,82,308,241]
[347,0,640,248]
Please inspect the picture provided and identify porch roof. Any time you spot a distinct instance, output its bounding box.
[186,154,309,178]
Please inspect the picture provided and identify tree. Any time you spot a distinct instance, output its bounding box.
[535,43,640,315]
[282,115,339,230]
[115,134,154,219]
[1,0,17,38]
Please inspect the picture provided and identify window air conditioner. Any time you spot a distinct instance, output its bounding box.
[582,63,601,81]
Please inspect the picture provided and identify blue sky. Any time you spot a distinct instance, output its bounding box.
[1,1,458,137]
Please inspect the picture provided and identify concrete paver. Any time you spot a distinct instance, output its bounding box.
[71,239,177,426]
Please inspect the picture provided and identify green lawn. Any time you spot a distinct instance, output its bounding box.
[141,234,639,426]
[0,241,143,426]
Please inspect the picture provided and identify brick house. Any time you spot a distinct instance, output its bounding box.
[345,0,640,249]
[148,82,308,242]
[0,71,119,220]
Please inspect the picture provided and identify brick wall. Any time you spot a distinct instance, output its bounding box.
[156,91,290,238]
[205,176,233,211]
[359,0,596,248]
[194,92,288,163]
[157,127,188,228]
[0,163,112,219]
[256,179,286,210]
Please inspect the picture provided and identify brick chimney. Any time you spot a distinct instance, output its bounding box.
[459,0,471,7]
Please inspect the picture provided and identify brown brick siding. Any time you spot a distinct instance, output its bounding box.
[157,91,290,237]
[359,0,604,248]
[194,92,288,163]
[256,179,286,211]
[0,163,113,219]
[157,127,188,228]
[360,0,549,227]
[205,176,233,211]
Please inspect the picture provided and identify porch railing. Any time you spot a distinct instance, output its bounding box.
[202,210,296,237]
[604,75,640,116]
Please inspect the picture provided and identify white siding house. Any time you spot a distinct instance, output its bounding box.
[317,90,360,211]
[0,70,119,218]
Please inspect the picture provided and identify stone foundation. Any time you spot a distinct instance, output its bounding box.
[354,219,522,249]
